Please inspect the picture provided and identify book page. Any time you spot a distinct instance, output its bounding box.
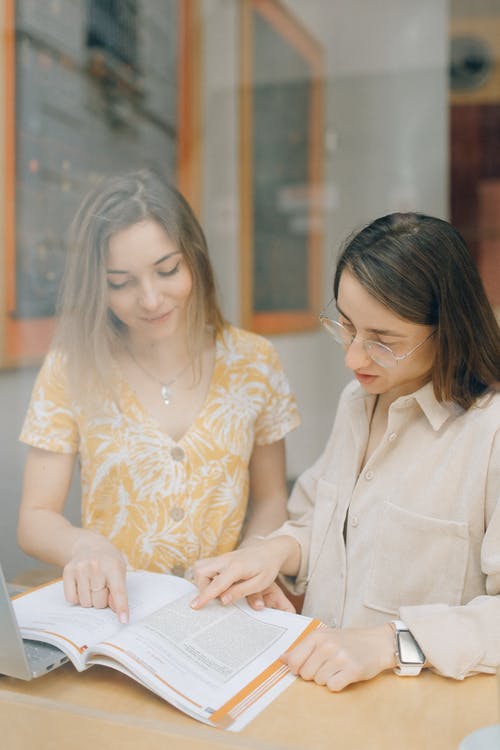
[142,593,286,683]
[12,571,194,669]
[89,592,320,729]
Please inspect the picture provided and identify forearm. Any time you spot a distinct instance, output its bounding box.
[400,595,500,679]
[239,498,288,546]
[243,439,290,545]
[17,507,109,568]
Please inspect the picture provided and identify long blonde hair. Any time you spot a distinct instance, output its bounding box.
[53,169,225,400]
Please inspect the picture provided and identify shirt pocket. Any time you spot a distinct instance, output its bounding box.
[308,478,338,577]
[364,500,469,615]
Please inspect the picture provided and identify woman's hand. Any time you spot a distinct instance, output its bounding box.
[190,535,300,609]
[246,582,296,613]
[281,624,397,691]
[18,447,129,622]
[63,533,129,623]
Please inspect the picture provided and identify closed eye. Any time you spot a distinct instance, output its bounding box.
[157,261,180,277]
[368,339,394,349]
[107,278,131,290]
[106,259,181,289]
[339,316,355,331]
[339,317,398,348]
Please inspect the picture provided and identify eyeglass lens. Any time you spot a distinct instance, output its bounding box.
[320,317,397,367]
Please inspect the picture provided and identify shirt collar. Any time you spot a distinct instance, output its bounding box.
[348,379,460,431]
[412,382,461,430]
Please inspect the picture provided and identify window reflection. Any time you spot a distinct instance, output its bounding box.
[449,0,500,321]
[13,0,179,320]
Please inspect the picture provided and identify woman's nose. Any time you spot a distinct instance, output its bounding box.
[138,281,162,310]
[344,338,372,370]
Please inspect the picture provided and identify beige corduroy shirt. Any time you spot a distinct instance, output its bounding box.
[278,380,500,680]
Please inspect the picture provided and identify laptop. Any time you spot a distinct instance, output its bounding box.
[0,563,68,680]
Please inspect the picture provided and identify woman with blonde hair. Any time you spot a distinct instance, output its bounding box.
[193,212,500,690]
[18,169,300,623]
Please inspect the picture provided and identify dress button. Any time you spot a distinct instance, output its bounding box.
[170,446,185,461]
[171,565,185,578]
[170,506,185,522]
[388,432,397,442]
[364,470,374,481]
[351,516,359,527]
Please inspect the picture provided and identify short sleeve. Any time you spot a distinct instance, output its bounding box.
[253,342,300,446]
[19,350,79,454]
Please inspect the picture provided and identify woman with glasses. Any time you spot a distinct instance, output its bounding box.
[192,212,500,691]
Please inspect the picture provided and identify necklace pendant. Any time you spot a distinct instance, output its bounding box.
[161,385,172,405]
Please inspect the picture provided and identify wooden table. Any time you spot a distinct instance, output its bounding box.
[0,662,497,749]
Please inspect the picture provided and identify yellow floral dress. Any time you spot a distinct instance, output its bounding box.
[20,326,300,575]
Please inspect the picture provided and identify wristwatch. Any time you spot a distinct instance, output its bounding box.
[390,620,425,676]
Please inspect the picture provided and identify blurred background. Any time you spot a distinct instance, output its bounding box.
[1,0,499,578]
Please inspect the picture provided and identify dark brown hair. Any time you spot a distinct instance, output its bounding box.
[333,212,500,409]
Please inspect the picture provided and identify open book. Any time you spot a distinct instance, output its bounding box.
[12,570,321,731]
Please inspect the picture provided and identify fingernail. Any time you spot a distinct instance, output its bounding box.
[220,594,231,605]
[119,612,128,624]
[254,598,264,609]
[190,597,199,609]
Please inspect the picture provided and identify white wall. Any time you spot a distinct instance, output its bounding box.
[0,0,448,578]
[202,0,448,480]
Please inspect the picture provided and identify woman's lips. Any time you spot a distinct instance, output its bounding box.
[355,371,378,385]
[142,309,174,324]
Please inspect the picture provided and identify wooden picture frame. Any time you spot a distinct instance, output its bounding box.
[1,0,201,368]
[240,0,324,335]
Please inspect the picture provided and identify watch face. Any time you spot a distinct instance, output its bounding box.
[397,631,425,665]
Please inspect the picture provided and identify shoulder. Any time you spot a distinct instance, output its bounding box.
[43,348,68,371]
[33,349,69,388]
[317,380,365,447]
[414,384,500,449]
[218,325,279,363]
[457,391,500,473]
[340,379,364,400]
[337,379,366,412]
[463,389,500,434]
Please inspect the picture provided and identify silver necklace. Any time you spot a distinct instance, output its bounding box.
[126,347,192,405]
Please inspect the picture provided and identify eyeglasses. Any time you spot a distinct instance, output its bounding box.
[319,312,435,369]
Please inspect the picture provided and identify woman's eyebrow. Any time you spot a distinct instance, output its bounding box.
[106,251,181,274]
[336,304,405,337]
[154,250,181,266]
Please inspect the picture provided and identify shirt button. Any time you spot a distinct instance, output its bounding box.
[170,446,185,461]
[351,516,359,527]
[364,470,374,481]
[388,432,397,442]
[171,565,185,578]
[170,506,185,522]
